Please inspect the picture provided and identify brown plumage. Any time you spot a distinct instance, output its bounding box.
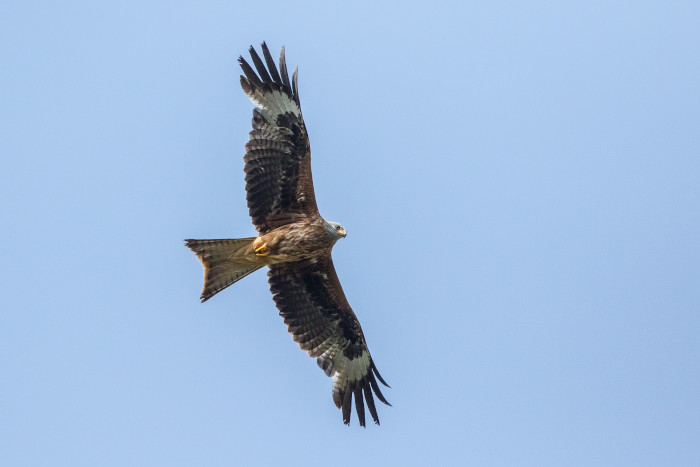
[185,43,390,426]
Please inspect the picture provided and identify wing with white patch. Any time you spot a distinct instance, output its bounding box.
[239,43,319,234]
[267,255,390,426]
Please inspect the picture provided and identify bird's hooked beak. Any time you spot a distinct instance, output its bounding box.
[338,229,347,238]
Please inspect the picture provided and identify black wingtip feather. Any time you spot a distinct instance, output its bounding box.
[261,42,282,84]
[337,370,389,426]
[238,56,262,89]
[241,43,298,102]
[292,66,300,105]
[354,386,366,427]
[279,46,292,95]
[240,76,252,96]
[369,374,391,407]
[372,361,391,387]
[248,45,273,84]
[341,388,353,425]
[363,385,380,425]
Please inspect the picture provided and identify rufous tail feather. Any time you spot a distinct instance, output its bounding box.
[185,238,262,302]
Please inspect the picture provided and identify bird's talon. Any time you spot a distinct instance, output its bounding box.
[254,241,268,255]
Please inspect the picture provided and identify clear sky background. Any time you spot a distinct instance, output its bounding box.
[1,1,699,466]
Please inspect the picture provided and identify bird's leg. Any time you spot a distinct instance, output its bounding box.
[253,237,268,256]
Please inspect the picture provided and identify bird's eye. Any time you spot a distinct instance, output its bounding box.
[336,225,341,230]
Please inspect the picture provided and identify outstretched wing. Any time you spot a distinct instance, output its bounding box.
[268,255,391,426]
[239,43,318,234]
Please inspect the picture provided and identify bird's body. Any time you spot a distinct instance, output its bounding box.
[253,219,344,263]
[185,43,389,426]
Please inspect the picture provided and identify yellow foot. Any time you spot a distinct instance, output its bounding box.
[253,238,268,256]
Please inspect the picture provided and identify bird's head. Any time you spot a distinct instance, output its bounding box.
[325,221,347,241]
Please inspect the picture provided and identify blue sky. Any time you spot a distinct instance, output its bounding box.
[1,1,699,466]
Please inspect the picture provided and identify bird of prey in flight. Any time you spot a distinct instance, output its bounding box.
[185,43,390,426]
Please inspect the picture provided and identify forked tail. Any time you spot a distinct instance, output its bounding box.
[185,238,263,302]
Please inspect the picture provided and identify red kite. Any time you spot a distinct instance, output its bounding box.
[186,43,390,426]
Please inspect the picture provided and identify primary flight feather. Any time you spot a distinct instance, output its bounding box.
[185,43,390,426]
